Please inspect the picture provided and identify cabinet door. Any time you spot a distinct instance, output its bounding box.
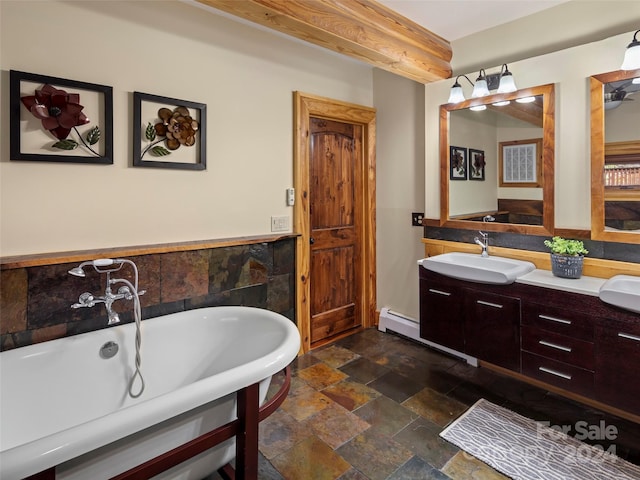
[595,319,640,415]
[419,279,464,351]
[464,289,521,371]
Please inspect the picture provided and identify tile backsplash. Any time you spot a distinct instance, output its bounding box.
[0,238,296,351]
[424,227,640,264]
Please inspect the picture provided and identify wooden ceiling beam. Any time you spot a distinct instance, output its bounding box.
[195,0,453,83]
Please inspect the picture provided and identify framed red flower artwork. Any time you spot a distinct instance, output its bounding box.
[133,92,206,170]
[10,70,113,164]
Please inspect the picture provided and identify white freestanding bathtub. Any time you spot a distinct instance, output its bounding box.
[0,306,300,480]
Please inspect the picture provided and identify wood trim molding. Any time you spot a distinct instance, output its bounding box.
[294,92,376,354]
[195,0,452,84]
[590,69,640,245]
[439,83,555,237]
[0,234,299,270]
[605,140,640,157]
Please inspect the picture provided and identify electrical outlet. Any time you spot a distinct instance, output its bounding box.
[271,215,290,232]
[412,212,424,227]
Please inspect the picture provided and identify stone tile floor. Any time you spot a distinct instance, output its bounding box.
[215,328,640,479]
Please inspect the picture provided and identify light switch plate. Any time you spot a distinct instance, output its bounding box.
[271,215,290,232]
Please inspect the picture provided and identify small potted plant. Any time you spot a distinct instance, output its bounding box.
[543,236,589,279]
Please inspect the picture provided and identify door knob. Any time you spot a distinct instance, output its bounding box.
[310,237,315,245]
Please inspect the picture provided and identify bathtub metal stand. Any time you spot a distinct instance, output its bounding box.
[24,366,292,480]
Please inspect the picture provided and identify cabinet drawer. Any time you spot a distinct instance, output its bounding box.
[521,326,594,370]
[522,303,594,341]
[522,351,594,397]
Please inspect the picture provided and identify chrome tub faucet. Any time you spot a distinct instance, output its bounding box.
[69,258,145,325]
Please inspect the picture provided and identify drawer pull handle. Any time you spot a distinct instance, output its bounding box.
[538,340,572,353]
[618,332,640,343]
[428,289,451,297]
[539,314,572,325]
[477,300,503,309]
[539,366,572,380]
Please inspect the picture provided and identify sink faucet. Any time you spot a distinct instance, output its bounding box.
[69,259,145,325]
[474,231,489,257]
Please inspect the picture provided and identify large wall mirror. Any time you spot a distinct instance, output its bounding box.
[440,83,555,235]
[591,69,640,244]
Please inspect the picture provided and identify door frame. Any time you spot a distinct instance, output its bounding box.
[294,92,377,353]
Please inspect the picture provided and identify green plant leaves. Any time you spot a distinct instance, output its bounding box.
[544,236,588,256]
[151,145,171,156]
[86,126,101,146]
[52,139,79,150]
[145,122,156,142]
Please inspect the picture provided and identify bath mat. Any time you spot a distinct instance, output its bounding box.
[439,398,640,480]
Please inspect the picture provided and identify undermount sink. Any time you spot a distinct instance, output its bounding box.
[419,252,536,285]
[599,275,640,314]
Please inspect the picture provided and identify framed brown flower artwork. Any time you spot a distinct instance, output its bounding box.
[449,145,467,180]
[10,70,113,164]
[469,148,486,181]
[133,92,206,170]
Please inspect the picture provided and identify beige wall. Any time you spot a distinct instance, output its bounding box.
[426,30,637,230]
[373,69,425,320]
[450,1,640,74]
[0,1,373,256]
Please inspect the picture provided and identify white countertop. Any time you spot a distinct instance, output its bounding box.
[516,269,606,296]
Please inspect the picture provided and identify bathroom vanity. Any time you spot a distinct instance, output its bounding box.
[419,266,640,417]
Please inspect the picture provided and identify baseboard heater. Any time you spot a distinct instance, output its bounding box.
[378,307,478,366]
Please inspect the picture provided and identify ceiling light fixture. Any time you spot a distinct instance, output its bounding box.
[621,30,640,70]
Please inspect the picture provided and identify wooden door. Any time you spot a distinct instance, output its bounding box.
[309,118,362,345]
[294,92,376,353]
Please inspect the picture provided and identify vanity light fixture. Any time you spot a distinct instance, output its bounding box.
[447,75,474,103]
[516,96,536,103]
[471,69,490,98]
[470,105,487,111]
[633,77,640,84]
[492,100,511,107]
[621,30,640,70]
[497,64,517,93]
[447,65,518,104]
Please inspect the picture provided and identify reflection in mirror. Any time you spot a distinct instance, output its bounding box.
[591,69,640,244]
[440,84,555,235]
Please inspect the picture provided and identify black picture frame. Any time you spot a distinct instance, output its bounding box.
[469,148,486,181]
[449,145,467,180]
[133,92,206,170]
[10,70,113,164]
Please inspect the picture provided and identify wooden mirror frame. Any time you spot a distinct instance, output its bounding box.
[590,69,640,244]
[439,83,555,235]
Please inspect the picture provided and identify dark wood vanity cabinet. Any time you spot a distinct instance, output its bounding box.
[419,268,520,370]
[595,317,640,415]
[419,265,640,417]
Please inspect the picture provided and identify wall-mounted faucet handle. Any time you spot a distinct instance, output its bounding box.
[71,292,96,309]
